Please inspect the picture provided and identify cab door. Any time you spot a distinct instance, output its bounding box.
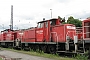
[36,22,44,42]
[36,21,51,42]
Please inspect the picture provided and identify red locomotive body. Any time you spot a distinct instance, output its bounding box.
[51,24,76,42]
[36,19,76,43]
[13,30,20,40]
[5,31,14,42]
[33,18,77,52]
[2,32,6,41]
[0,32,3,41]
[0,29,15,46]
[22,28,36,42]
[0,33,2,41]
[76,27,83,40]
[83,19,90,41]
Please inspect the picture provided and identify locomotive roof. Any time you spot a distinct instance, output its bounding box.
[1,29,13,32]
[83,19,90,22]
[38,18,58,23]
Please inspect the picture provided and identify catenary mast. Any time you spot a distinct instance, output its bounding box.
[10,5,13,30]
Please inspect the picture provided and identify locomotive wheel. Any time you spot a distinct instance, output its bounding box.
[49,45,56,54]
[30,45,36,51]
[41,45,47,53]
[35,45,39,51]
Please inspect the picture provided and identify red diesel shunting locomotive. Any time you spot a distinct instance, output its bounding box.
[0,18,90,54]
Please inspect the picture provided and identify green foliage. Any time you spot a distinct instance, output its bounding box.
[36,49,39,52]
[58,16,62,20]
[31,49,34,52]
[62,17,65,22]
[58,16,82,27]
[67,16,82,27]
[55,53,59,57]
[67,16,74,23]
[62,22,67,24]
[74,53,88,60]
[35,49,44,54]
[0,58,2,60]
[58,16,66,23]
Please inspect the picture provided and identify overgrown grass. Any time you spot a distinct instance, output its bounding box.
[74,51,89,60]
[1,48,76,60]
[0,57,2,60]
[74,54,88,60]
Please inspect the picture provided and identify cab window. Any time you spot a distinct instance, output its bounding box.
[37,23,44,28]
[50,20,56,26]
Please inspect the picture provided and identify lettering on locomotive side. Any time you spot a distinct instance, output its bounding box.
[7,34,11,37]
[19,33,24,36]
[36,30,43,34]
[67,26,76,29]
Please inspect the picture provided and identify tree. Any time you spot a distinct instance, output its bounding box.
[62,17,65,22]
[67,16,82,27]
[67,16,74,23]
[58,16,66,24]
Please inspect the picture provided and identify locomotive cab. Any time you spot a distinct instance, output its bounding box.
[36,18,61,42]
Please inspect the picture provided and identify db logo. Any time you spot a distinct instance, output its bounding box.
[36,30,43,34]
[7,34,11,37]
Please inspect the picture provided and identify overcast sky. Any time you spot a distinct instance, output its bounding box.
[0,0,90,31]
